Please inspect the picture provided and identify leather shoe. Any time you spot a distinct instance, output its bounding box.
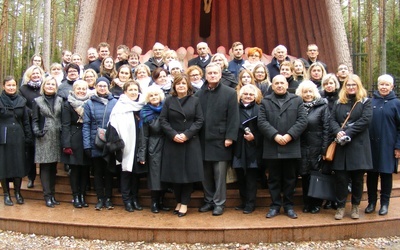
[212,205,224,216]
[365,203,376,214]
[151,202,159,213]
[124,203,134,212]
[27,180,34,188]
[178,212,186,217]
[266,209,279,218]
[310,206,321,214]
[303,206,310,213]
[198,203,213,212]
[51,196,60,205]
[104,198,114,210]
[132,200,143,211]
[243,205,255,214]
[235,204,245,210]
[45,197,54,208]
[173,210,179,215]
[286,209,298,219]
[379,204,388,215]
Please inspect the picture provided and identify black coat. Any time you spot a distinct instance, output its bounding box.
[220,69,237,89]
[258,92,308,159]
[159,95,204,183]
[196,81,240,161]
[188,54,212,75]
[320,90,338,112]
[19,84,41,117]
[266,56,291,81]
[299,98,330,175]
[233,101,262,169]
[144,57,164,72]
[0,92,32,179]
[60,100,90,166]
[330,97,373,171]
[137,116,165,190]
[369,91,400,174]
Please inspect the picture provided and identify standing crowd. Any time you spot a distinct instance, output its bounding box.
[0,41,399,221]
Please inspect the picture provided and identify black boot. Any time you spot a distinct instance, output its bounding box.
[95,198,104,210]
[151,198,159,213]
[45,197,54,208]
[14,178,24,204]
[159,193,170,211]
[132,198,143,211]
[51,196,60,205]
[80,194,89,207]
[1,179,13,206]
[73,195,82,208]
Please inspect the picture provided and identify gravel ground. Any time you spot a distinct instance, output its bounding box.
[0,230,399,249]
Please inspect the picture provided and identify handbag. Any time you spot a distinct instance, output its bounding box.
[93,103,108,149]
[308,170,336,201]
[324,141,337,161]
[323,101,359,161]
[95,127,107,148]
[226,165,237,184]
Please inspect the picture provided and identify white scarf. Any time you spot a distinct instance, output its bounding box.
[109,94,144,172]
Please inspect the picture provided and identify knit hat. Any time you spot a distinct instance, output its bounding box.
[168,60,183,74]
[96,77,110,86]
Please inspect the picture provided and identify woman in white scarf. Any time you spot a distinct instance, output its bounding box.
[108,80,145,212]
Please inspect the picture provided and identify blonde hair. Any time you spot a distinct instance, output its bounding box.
[236,69,262,104]
[239,84,262,105]
[144,85,165,104]
[22,65,45,85]
[295,80,321,100]
[338,74,368,104]
[40,76,58,95]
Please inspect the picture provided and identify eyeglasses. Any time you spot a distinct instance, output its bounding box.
[97,85,108,88]
[190,74,200,78]
[242,93,255,96]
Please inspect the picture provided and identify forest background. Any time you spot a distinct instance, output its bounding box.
[0,0,399,92]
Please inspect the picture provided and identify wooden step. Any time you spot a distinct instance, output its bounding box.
[0,197,398,244]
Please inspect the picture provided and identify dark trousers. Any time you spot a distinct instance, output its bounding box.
[69,164,90,196]
[301,174,323,208]
[120,171,140,204]
[267,159,297,211]
[40,162,57,199]
[235,168,258,207]
[26,145,37,181]
[173,183,193,205]
[366,171,392,205]
[335,170,364,208]
[92,157,113,199]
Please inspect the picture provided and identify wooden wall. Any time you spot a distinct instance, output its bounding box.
[90,0,338,69]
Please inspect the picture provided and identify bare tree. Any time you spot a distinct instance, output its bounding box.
[326,0,353,71]
[74,0,98,64]
[43,0,51,71]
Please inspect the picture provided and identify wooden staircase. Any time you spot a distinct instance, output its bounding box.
[0,164,399,244]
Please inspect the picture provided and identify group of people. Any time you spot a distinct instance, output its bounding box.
[0,40,399,222]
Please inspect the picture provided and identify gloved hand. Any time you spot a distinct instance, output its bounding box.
[84,149,92,158]
[34,130,47,138]
[63,148,73,155]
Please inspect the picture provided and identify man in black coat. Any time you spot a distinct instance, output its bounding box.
[266,45,291,81]
[144,42,165,73]
[195,63,239,216]
[299,44,328,72]
[188,42,212,76]
[258,75,307,219]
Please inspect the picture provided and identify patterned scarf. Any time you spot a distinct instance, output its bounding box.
[68,91,90,123]
[139,102,163,128]
[303,100,317,114]
[27,80,41,89]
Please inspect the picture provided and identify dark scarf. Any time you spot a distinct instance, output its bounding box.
[0,91,18,108]
[139,102,163,128]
